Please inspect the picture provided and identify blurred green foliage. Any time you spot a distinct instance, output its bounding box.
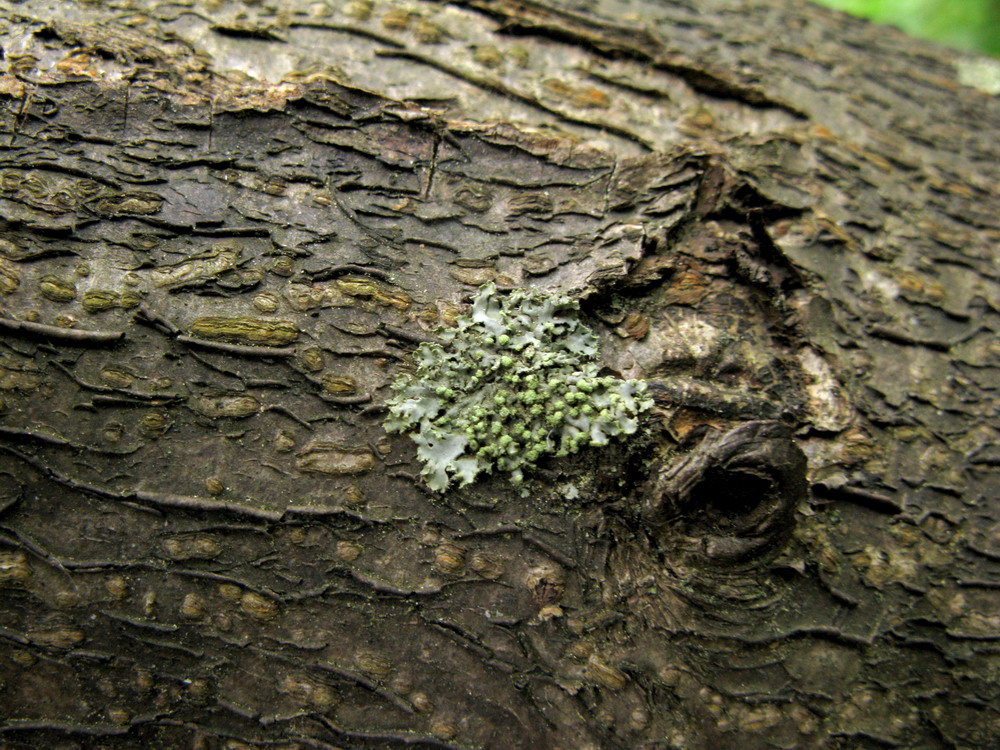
[814,0,999,56]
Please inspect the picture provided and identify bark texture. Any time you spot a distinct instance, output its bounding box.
[0,1,997,748]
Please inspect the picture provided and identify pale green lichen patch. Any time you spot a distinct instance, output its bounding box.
[385,283,652,492]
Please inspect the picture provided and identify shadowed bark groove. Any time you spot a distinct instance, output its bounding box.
[0,1,997,748]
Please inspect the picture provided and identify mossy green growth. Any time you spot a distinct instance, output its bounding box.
[385,283,652,492]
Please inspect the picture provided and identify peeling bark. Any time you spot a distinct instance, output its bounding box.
[0,1,997,748]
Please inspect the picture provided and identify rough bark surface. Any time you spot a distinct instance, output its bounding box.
[0,1,997,748]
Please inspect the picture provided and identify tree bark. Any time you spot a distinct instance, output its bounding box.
[0,1,997,748]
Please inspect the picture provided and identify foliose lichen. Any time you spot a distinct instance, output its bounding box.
[385,283,652,492]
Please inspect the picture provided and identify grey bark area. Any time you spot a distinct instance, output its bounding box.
[0,0,997,748]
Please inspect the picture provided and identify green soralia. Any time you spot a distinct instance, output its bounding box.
[385,283,652,492]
